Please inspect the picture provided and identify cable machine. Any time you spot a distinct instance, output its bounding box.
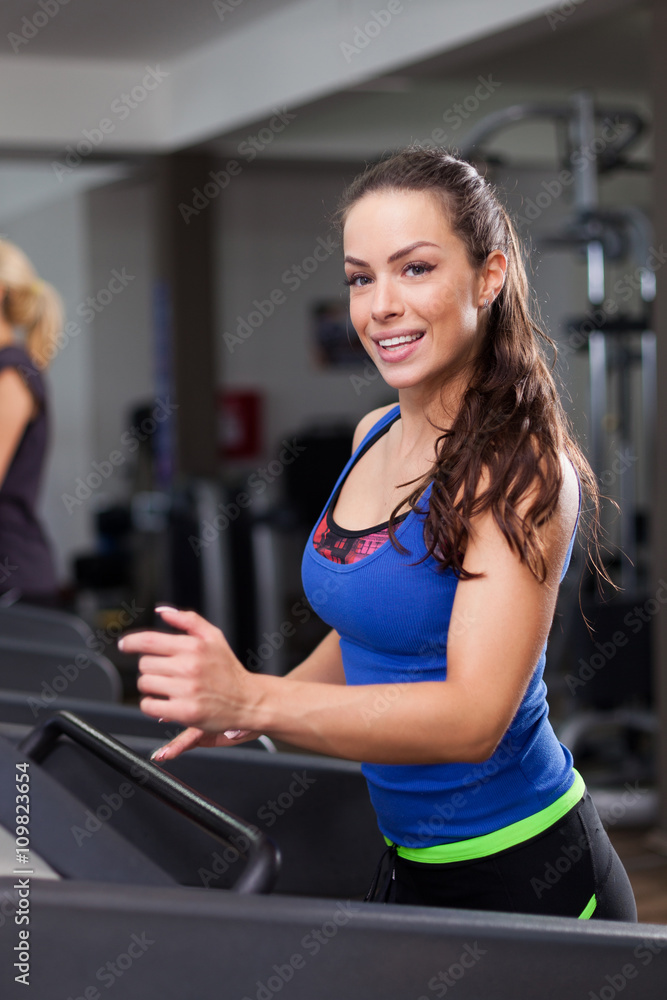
[462,93,657,812]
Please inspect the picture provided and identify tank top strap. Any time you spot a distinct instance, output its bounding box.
[353,403,401,457]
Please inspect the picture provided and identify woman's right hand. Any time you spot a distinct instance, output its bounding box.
[150,726,262,763]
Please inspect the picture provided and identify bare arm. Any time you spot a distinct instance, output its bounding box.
[142,407,385,760]
[125,457,580,765]
[283,628,345,684]
[145,629,345,760]
[0,368,36,488]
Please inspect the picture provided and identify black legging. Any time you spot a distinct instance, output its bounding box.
[366,792,637,921]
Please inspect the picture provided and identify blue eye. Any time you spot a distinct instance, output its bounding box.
[405,262,434,277]
[343,262,434,286]
[343,274,372,287]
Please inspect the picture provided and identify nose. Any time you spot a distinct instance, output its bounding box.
[370,276,404,322]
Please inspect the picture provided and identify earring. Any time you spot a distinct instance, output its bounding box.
[483,298,490,309]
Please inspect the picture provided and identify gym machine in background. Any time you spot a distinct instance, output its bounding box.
[69,397,355,688]
[463,92,657,817]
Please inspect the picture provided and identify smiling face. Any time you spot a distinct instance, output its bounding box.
[343,188,501,407]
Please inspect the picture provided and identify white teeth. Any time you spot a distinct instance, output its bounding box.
[378,333,423,348]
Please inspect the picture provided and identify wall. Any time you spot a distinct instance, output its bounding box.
[215,161,396,472]
[85,177,157,506]
[0,171,157,587]
[215,153,652,473]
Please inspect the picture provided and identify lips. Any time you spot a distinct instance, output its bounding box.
[371,329,425,346]
[372,330,426,362]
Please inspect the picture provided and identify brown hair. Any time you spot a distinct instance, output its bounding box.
[0,238,63,369]
[336,146,611,589]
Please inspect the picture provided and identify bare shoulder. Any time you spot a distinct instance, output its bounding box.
[465,447,580,579]
[519,449,581,577]
[508,448,579,535]
[0,366,36,421]
[351,402,399,453]
[556,449,580,541]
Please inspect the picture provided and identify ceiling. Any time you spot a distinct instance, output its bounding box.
[203,1,653,167]
[0,0,649,93]
[0,0,652,205]
[0,0,296,61]
[408,0,651,92]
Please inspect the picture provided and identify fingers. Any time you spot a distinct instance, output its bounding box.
[135,654,192,680]
[118,629,196,658]
[154,605,217,640]
[118,603,221,657]
[140,695,201,728]
[216,730,262,747]
[150,726,261,763]
[151,726,204,763]
[136,671,192,700]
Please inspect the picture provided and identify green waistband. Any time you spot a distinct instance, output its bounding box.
[384,770,586,863]
[579,893,597,919]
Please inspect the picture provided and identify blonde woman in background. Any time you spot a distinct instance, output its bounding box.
[0,238,63,606]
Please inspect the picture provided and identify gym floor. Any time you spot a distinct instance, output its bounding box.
[610,828,667,924]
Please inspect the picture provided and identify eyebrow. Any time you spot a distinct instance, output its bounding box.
[344,241,440,267]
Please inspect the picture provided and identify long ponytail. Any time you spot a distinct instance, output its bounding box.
[335,146,612,590]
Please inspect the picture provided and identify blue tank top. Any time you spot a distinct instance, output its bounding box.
[301,403,582,848]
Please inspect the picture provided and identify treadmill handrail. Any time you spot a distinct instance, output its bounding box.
[18,710,280,894]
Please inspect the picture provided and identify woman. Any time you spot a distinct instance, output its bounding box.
[121,148,637,921]
[0,238,62,605]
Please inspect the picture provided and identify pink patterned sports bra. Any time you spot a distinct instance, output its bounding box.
[312,505,410,565]
[312,411,409,565]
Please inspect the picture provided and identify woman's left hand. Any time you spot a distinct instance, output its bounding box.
[118,606,252,732]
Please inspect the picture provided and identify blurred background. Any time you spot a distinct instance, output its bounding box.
[0,0,666,916]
